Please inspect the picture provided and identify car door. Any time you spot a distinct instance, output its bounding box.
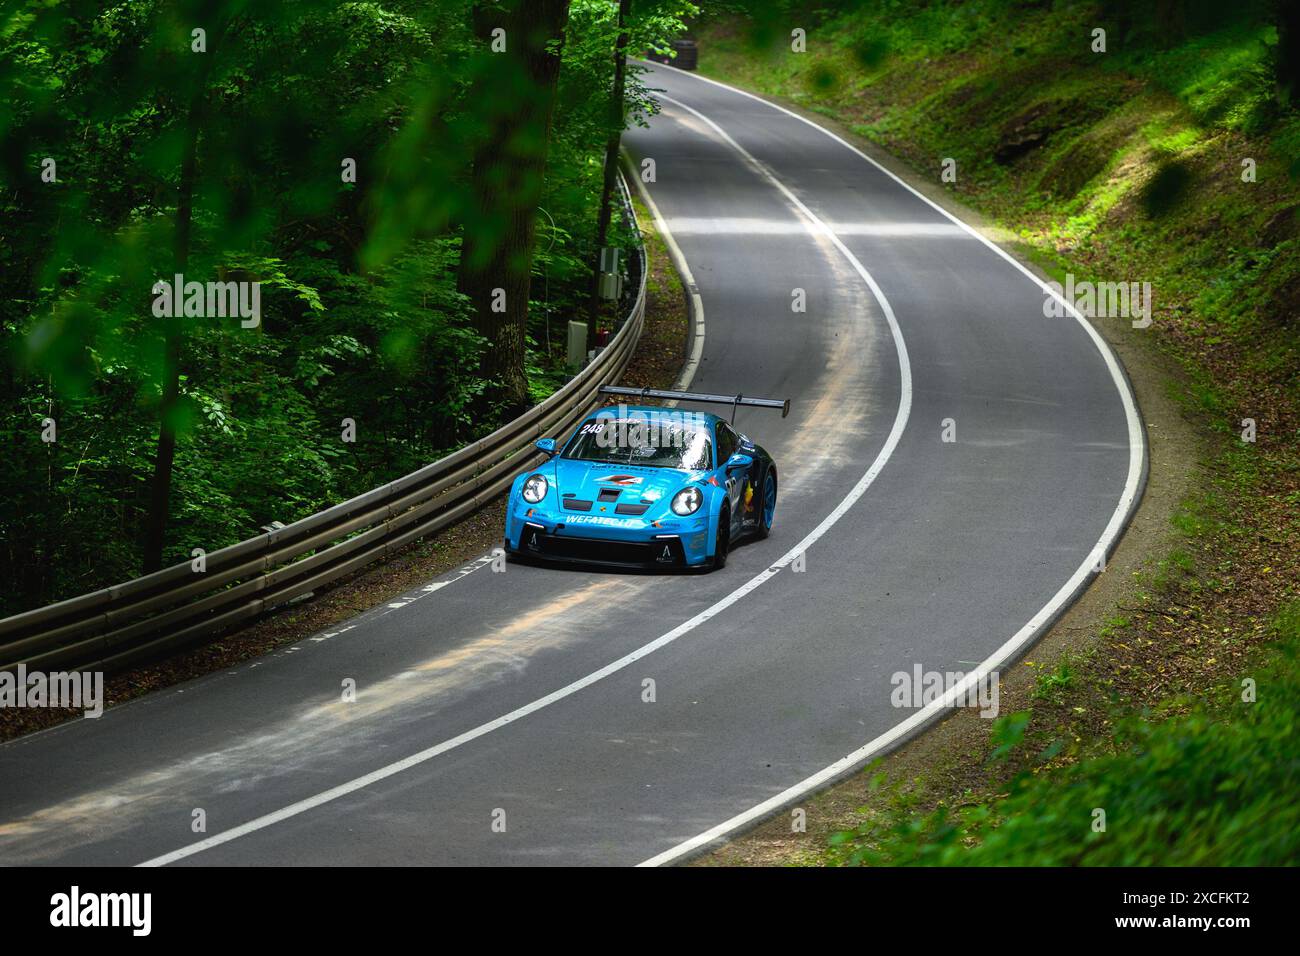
[715,422,744,536]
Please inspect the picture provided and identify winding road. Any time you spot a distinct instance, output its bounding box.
[0,63,1143,867]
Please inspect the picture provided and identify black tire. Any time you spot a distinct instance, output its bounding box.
[712,506,730,571]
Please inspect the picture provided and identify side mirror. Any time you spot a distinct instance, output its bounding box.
[725,452,753,471]
[535,437,557,458]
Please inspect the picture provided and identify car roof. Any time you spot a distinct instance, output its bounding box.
[584,404,724,427]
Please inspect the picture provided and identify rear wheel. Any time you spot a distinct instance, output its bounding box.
[712,505,730,570]
[755,468,776,539]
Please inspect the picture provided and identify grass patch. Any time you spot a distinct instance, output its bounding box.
[827,601,1300,866]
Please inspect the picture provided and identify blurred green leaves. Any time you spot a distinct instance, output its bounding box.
[0,0,697,610]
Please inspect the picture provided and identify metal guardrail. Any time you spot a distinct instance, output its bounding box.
[0,175,648,675]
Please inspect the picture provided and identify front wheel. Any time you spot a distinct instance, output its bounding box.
[711,506,730,571]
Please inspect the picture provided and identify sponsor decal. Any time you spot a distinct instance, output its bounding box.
[599,474,643,485]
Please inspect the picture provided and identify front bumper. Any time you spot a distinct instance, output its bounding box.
[504,504,712,568]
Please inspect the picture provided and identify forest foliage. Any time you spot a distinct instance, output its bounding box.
[0,0,695,615]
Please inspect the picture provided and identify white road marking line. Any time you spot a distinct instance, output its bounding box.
[635,63,1145,867]
[136,95,914,869]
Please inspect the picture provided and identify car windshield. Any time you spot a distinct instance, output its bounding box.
[562,418,713,470]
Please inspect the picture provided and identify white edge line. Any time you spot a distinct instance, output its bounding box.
[0,556,500,752]
[136,93,914,869]
[634,63,1145,866]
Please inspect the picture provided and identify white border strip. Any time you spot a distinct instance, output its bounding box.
[137,92,914,869]
[635,63,1145,866]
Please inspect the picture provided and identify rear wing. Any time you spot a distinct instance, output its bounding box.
[598,385,790,424]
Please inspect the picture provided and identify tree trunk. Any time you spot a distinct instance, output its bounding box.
[458,0,571,418]
[588,0,633,342]
[142,71,207,573]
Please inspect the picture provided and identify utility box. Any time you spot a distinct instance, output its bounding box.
[598,247,623,300]
[598,271,623,300]
[566,320,588,370]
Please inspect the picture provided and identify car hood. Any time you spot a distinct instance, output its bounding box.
[551,459,699,506]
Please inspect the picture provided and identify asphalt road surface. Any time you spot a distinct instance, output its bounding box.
[0,63,1143,866]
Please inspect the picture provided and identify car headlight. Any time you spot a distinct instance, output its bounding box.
[522,474,548,503]
[671,486,703,515]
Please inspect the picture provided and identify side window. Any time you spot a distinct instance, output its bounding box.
[715,423,737,466]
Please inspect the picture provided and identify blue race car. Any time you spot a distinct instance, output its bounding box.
[503,386,789,570]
